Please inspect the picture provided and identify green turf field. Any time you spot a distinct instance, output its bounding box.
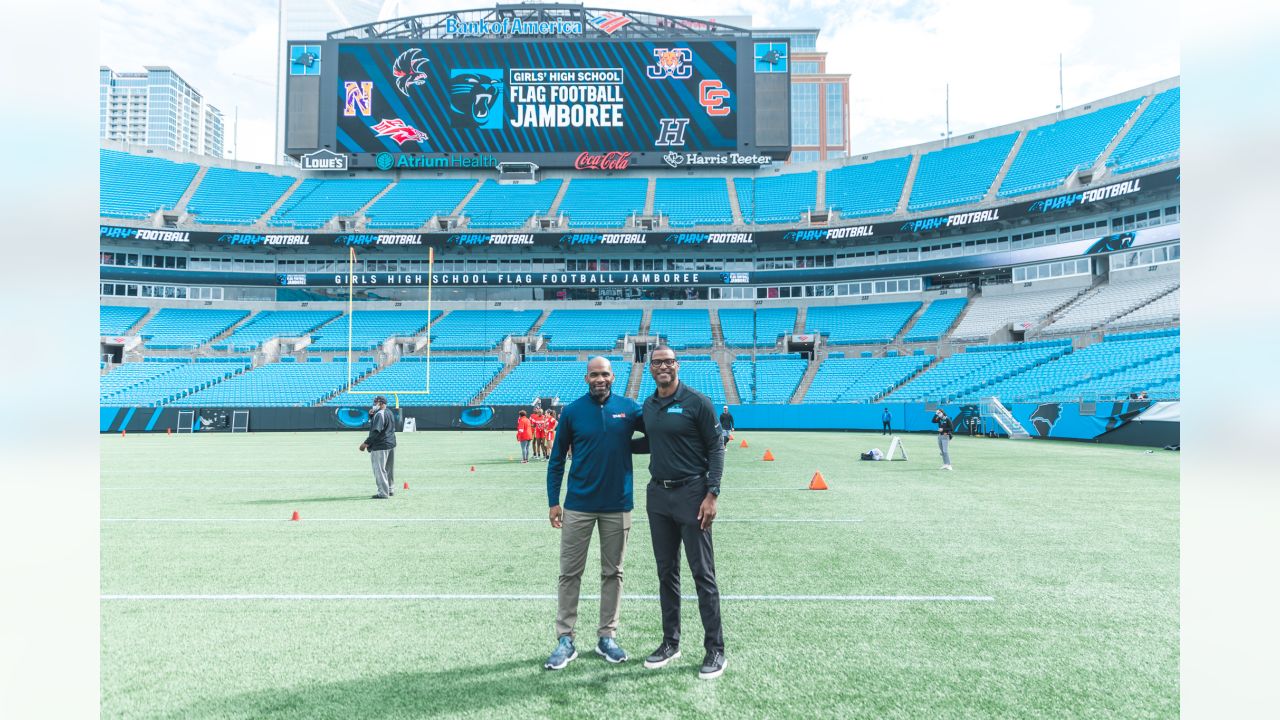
[101,430,1178,719]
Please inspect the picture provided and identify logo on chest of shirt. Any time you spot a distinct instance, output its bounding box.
[611,412,627,419]
[666,404,684,414]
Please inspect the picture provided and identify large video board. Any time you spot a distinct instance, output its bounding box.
[287,37,790,169]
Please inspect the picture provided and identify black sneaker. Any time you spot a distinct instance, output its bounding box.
[643,643,681,669]
[698,650,727,680]
[371,494,389,499]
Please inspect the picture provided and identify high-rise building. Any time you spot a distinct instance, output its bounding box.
[762,29,850,164]
[99,66,224,158]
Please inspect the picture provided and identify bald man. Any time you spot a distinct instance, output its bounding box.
[544,356,646,670]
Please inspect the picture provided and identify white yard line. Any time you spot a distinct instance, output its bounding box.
[101,593,993,602]
[101,517,864,524]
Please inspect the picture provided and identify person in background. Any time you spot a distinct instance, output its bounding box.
[516,410,534,463]
[359,396,397,498]
[531,408,549,460]
[931,408,955,471]
[546,410,559,455]
[718,406,735,448]
[881,407,892,435]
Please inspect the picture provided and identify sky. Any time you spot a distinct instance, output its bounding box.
[99,0,1179,163]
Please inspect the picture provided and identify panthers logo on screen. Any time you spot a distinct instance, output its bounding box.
[448,70,504,130]
[392,48,430,96]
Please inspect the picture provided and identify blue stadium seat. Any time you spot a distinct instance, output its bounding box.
[653,178,733,227]
[186,168,295,225]
[889,341,1072,403]
[100,359,251,406]
[171,361,379,407]
[99,150,200,219]
[824,156,911,219]
[487,357,632,405]
[540,310,641,350]
[212,310,341,351]
[998,100,1142,198]
[428,309,542,351]
[903,298,968,342]
[462,179,562,229]
[558,178,648,228]
[307,311,439,351]
[717,308,797,347]
[649,309,712,350]
[268,179,390,229]
[907,134,1017,211]
[732,357,807,404]
[805,356,932,402]
[138,309,249,349]
[328,357,504,406]
[364,179,477,229]
[734,172,816,224]
[805,303,921,345]
[1107,88,1180,173]
[100,305,148,335]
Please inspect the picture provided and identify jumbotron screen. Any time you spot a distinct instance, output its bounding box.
[286,37,791,168]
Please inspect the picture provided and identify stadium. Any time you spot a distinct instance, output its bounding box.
[99,4,1180,717]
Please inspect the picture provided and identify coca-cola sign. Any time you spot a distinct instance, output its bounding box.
[574,151,632,171]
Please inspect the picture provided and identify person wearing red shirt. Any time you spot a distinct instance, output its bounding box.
[532,408,549,460]
[516,410,534,463]
[546,410,559,455]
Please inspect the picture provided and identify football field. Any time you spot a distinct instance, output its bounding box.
[101,430,1178,719]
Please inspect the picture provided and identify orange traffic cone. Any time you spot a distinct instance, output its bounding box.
[403,482,409,490]
[290,510,301,521]
[809,471,828,491]
[762,449,775,461]
[739,439,748,448]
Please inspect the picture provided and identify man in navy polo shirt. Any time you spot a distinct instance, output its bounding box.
[544,357,645,670]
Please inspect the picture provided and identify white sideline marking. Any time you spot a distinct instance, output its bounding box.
[101,593,993,602]
[101,486,820,492]
[101,517,864,524]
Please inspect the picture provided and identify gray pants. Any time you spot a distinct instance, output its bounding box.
[370,447,395,496]
[556,510,631,640]
[520,440,531,461]
[937,434,951,466]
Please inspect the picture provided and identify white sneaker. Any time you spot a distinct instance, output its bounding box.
[943,465,953,471]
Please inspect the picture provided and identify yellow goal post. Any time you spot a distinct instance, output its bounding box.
[341,245,433,408]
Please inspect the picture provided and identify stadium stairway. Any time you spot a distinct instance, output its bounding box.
[815,168,827,210]
[252,177,303,228]
[725,177,745,225]
[709,310,725,347]
[717,355,741,404]
[1021,282,1100,339]
[888,302,929,345]
[450,181,485,219]
[352,182,399,225]
[1088,94,1153,179]
[982,131,1028,203]
[471,360,519,405]
[790,356,823,403]
[637,308,652,338]
[171,166,208,215]
[894,154,922,215]
[546,179,572,218]
[625,362,643,399]
[793,306,808,336]
[643,177,656,215]
[526,310,551,340]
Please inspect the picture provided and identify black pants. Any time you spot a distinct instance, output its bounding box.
[646,478,724,654]
[882,420,891,434]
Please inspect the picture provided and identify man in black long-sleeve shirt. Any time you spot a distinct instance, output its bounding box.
[932,408,954,471]
[637,346,727,680]
[718,406,735,448]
